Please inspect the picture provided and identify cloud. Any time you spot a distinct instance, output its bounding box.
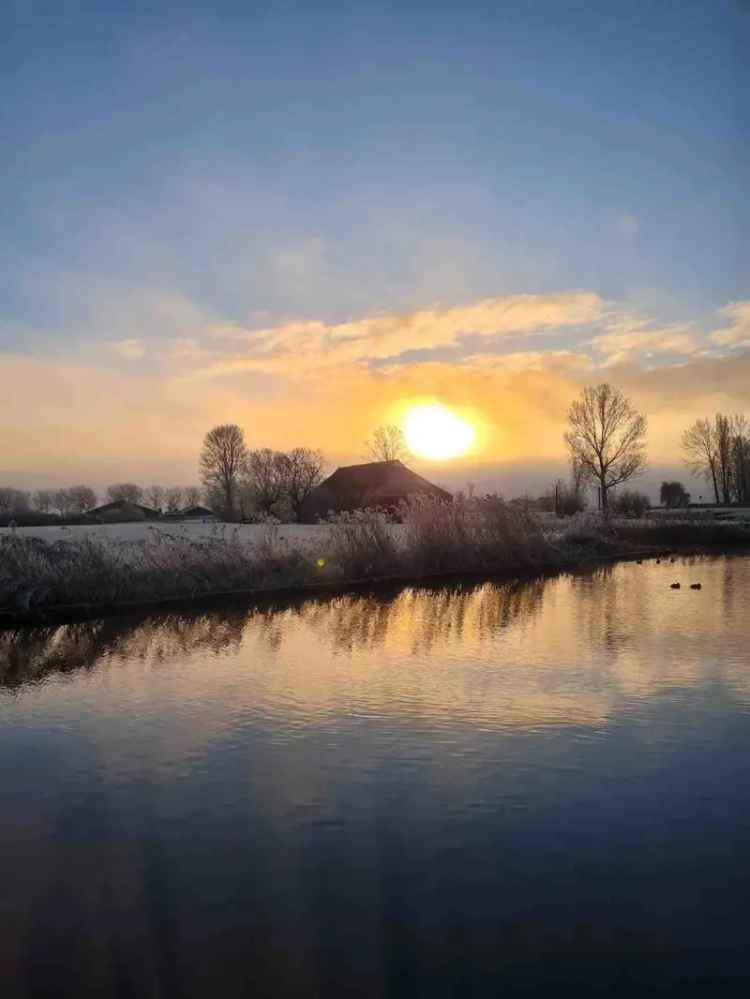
[196,291,605,378]
[591,325,700,366]
[2,290,748,488]
[710,301,750,349]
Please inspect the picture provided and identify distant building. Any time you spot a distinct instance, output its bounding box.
[299,460,452,523]
[165,505,220,522]
[88,500,161,521]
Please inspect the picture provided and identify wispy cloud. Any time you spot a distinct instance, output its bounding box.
[195,292,605,378]
[710,301,750,349]
[591,325,700,367]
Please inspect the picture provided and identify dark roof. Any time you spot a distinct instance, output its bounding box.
[171,505,218,518]
[299,460,451,522]
[89,500,160,518]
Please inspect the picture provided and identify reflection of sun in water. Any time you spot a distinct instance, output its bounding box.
[402,403,476,460]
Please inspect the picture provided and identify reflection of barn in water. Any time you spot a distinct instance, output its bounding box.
[299,460,452,522]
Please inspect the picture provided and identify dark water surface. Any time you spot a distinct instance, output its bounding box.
[2,555,749,996]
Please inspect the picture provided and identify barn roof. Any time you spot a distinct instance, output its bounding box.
[299,460,451,521]
[88,500,160,518]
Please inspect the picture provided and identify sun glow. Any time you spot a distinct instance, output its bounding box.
[401,403,476,460]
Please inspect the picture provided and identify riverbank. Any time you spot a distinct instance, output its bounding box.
[2,502,749,629]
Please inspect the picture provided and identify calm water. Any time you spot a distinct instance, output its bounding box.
[2,555,749,996]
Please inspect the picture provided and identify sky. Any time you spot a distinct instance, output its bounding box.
[2,0,749,496]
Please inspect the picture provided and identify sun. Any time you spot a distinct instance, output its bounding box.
[401,403,476,460]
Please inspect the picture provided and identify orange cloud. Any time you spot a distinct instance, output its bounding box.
[196,291,605,378]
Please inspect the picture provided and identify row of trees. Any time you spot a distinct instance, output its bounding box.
[2,395,746,522]
[682,414,750,505]
[115,483,203,512]
[0,485,97,517]
[199,424,325,520]
[563,384,749,513]
[0,482,204,517]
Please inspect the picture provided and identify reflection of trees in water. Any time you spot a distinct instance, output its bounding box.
[0,609,248,690]
[1,577,550,689]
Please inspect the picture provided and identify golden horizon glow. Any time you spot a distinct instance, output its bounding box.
[401,403,477,461]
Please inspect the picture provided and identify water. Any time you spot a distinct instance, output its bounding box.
[1,554,749,996]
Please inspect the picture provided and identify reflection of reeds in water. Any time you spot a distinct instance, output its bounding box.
[0,611,248,690]
[294,578,549,659]
[0,577,549,689]
[3,557,750,721]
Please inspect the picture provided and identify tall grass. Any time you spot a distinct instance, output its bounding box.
[2,500,749,619]
[0,528,316,612]
[400,495,552,574]
[323,509,402,578]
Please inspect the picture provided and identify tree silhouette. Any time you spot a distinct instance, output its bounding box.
[199,424,248,520]
[365,425,409,463]
[564,383,647,515]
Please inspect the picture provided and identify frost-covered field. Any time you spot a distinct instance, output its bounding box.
[0,521,331,552]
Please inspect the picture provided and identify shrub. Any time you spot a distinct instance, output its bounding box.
[560,513,618,553]
[609,490,651,518]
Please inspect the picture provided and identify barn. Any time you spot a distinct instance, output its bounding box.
[299,460,451,523]
[88,500,161,522]
[166,505,220,522]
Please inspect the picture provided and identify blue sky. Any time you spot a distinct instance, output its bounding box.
[1,0,749,487]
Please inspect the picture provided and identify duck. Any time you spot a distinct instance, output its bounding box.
[670,582,681,589]
[690,583,702,590]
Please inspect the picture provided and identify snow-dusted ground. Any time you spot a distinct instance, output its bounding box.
[2,507,747,551]
[0,521,331,553]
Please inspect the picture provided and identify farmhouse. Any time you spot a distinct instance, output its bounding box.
[299,460,451,523]
[165,505,220,522]
[88,500,161,522]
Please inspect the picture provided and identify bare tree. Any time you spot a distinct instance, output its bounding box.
[32,489,55,514]
[66,485,97,514]
[0,488,30,515]
[183,486,202,507]
[715,414,733,505]
[730,414,750,505]
[145,485,165,511]
[564,383,647,515]
[52,488,74,516]
[164,486,184,514]
[106,483,144,505]
[365,424,410,463]
[280,448,325,521]
[682,418,720,503]
[199,424,248,519]
[245,449,288,515]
